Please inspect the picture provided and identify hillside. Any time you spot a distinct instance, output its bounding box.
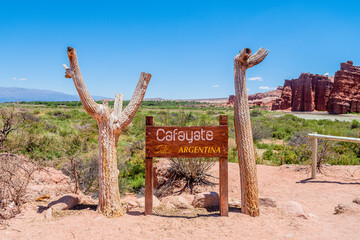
[0,87,107,103]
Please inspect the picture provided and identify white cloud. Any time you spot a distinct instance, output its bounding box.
[259,86,276,90]
[12,77,28,81]
[248,77,263,81]
[211,84,220,88]
[324,73,329,76]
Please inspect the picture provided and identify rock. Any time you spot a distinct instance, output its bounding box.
[334,203,351,214]
[279,201,307,218]
[122,200,139,211]
[259,197,277,208]
[353,197,360,205]
[45,208,52,220]
[35,194,51,202]
[272,73,333,111]
[228,197,241,207]
[181,194,195,205]
[153,158,172,189]
[227,88,282,108]
[167,196,193,209]
[272,81,292,110]
[308,213,319,221]
[48,194,79,210]
[127,200,138,208]
[192,192,219,208]
[78,192,98,205]
[137,195,161,208]
[248,87,282,109]
[227,95,235,105]
[328,61,360,114]
[166,202,176,209]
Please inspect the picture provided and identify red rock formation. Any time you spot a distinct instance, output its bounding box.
[227,88,282,109]
[328,61,360,114]
[272,80,292,110]
[227,95,235,105]
[272,73,333,111]
[247,87,282,109]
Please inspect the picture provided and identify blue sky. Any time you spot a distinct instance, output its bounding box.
[1,0,360,99]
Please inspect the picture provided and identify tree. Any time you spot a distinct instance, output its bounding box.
[0,105,25,149]
[233,47,269,216]
[64,47,151,217]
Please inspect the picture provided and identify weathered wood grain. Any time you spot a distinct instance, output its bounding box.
[145,116,154,215]
[65,47,151,217]
[233,47,269,217]
[219,115,228,216]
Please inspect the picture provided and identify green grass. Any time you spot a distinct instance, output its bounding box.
[1,101,360,196]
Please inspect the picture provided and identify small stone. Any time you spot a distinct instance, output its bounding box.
[279,201,307,219]
[353,197,360,205]
[137,195,162,208]
[48,194,79,210]
[228,198,241,207]
[334,204,350,214]
[259,197,277,208]
[192,192,219,208]
[168,196,193,209]
[127,200,138,208]
[166,202,176,209]
[45,208,52,220]
[8,201,15,210]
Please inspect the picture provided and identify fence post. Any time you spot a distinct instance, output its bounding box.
[145,116,154,215]
[219,115,229,216]
[311,137,318,179]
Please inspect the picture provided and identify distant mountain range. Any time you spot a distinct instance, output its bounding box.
[0,87,108,103]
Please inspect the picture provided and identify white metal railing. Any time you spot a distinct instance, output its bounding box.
[307,133,360,179]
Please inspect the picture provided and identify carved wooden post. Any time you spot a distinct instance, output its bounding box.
[145,116,154,215]
[64,47,151,217]
[233,47,269,217]
[219,115,228,216]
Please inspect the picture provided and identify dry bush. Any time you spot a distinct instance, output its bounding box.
[155,158,215,198]
[61,154,99,197]
[0,153,37,219]
[0,105,26,149]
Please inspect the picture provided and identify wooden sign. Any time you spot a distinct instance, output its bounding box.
[144,115,229,217]
[146,126,228,158]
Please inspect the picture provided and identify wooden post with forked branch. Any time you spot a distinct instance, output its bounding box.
[233,47,269,217]
[64,47,151,217]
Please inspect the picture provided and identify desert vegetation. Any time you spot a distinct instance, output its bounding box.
[0,101,359,205]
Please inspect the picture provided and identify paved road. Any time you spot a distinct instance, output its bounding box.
[273,111,360,122]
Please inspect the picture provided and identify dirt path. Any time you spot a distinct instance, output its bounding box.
[1,163,360,240]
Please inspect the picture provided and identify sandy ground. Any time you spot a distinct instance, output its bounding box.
[1,163,360,240]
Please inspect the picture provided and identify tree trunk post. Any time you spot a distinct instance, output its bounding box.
[233,47,269,217]
[64,47,151,217]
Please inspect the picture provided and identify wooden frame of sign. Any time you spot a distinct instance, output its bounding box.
[145,115,229,216]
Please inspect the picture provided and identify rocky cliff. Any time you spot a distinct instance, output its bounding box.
[328,61,360,114]
[272,73,333,111]
[227,87,282,108]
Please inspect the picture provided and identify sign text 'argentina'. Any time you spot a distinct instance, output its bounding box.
[146,126,228,158]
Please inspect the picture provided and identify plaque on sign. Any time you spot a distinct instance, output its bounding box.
[146,126,228,158]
